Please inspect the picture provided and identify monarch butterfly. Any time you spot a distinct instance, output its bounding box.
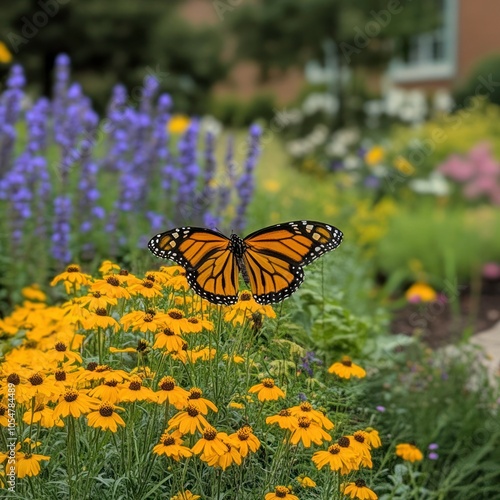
[148,220,343,305]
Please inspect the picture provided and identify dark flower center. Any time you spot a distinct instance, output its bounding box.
[240,291,252,301]
[300,402,312,412]
[163,436,175,446]
[298,416,311,429]
[105,380,118,387]
[187,318,199,324]
[168,310,183,319]
[64,390,78,402]
[28,373,44,386]
[106,277,120,287]
[341,359,352,367]
[143,281,154,289]
[355,479,367,488]
[96,308,107,316]
[95,364,110,373]
[146,274,155,282]
[188,388,202,399]
[86,362,98,371]
[146,309,156,316]
[338,436,350,447]
[67,266,80,272]
[144,314,154,323]
[129,381,142,391]
[99,403,114,417]
[279,409,291,417]
[137,340,148,352]
[354,433,365,444]
[203,427,217,440]
[0,404,7,415]
[275,486,289,497]
[186,404,199,417]
[163,328,175,336]
[55,342,67,352]
[7,373,20,385]
[119,269,129,276]
[262,378,275,388]
[93,291,101,298]
[55,370,67,381]
[159,377,175,391]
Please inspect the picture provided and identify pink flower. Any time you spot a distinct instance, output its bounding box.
[438,155,474,182]
[482,262,500,280]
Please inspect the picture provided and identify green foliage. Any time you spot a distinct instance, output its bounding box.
[375,202,500,284]
[366,339,500,499]
[454,54,500,108]
[209,93,276,126]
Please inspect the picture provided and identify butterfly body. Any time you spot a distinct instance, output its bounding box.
[148,220,343,305]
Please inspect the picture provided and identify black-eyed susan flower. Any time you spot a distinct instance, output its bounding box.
[78,291,117,311]
[290,416,332,448]
[288,402,334,430]
[170,491,200,500]
[47,341,82,364]
[153,430,193,461]
[167,404,210,434]
[153,327,185,352]
[22,371,57,402]
[76,363,130,384]
[16,451,50,478]
[22,284,47,302]
[265,486,299,500]
[52,389,100,419]
[155,376,189,409]
[202,438,242,471]
[346,431,372,468]
[248,378,285,402]
[342,479,378,499]
[87,402,126,432]
[266,408,298,431]
[22,398,64,428]
[229,425,261,457]
[167,269,190,291]
[192,426,229,460]
[50,264,92,294]
[224,291,276,326]
[84,308,120,331]
[163,309,196,335]
[99,260,120,275]
[328,356,366,379]
[365,428,382,448]
[0,403,8,426]
[186,387,218,414]
[297,475,316,488]
[128,278,164,298]
[91,276,131,300]
[112,269,141,286]
[89,379,122,404]
[119,376,156,403]
[312,439,356,474]
[395,443,423,462]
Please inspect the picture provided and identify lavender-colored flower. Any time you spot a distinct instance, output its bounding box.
[428,443,439,450]
[52,195,72,264]
[376,405,386,412]
[428,452,439,460]
[233,124,261,232]
[298,393,307,402]
[299,351,323,377]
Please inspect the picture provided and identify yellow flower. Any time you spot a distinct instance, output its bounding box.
[155,376,189,408]
[192,426,229,460]
[297,475,316,488]
[22,398,64,428]
[0,403,9,426]
[78,291,117,311]
[248,378,285,402]
[52,389,100,419]
[228,425,261,458]
[170,490,200,500]
[91,277,131,299]
[288,402,334,430]
[84,308,120,331]
[405,282,437,303]
[128,278,164,298]
[202,437,242,470]
[394,155,415,175]
[168,114,190,134]
[224,291,276,326]
[264,179,281,193]
[342,479,378,499]
[167,404,210,435]
[266,408,298,431]
[21,284,46,302]
[395,442,423,462]
[222,353,245,364]
[312,439,356,474]
[119,376,156,403]
[50,264,92,294]
[153,430,193,461]
[186,387,218,414]
[346,431,373,468]
[163,309,197,335]
[328,356,366,379]
[89,379,122,404]
[365,428,382,448]
[365,146,384,166]
[153,327,185,352]
[16,452,50,478]
[99,260,120,275]
[290,416,332,448]
[265,486,299,500]
[87,402,126,432]
[0,41,13,64]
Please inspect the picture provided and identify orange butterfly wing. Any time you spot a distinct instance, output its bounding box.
[243,221,343,304]
[148,227,240,305]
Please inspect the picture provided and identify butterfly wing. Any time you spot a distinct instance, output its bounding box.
[243,220,343,304]
[148,227,240,305]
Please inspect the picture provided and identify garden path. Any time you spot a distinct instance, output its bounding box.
[471,320,500,383]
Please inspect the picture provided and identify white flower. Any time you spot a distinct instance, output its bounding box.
[409,173,450,195]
